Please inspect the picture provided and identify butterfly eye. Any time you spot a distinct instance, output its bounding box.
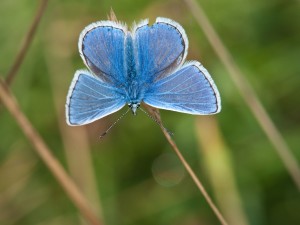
[129,103,140,115]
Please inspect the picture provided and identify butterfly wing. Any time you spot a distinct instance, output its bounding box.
[143,62,221,114]
[66,70,126,126]
[79,21,127,85]
[133,17,188,82]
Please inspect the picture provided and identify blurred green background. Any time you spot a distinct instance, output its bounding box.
[0,0,300,225]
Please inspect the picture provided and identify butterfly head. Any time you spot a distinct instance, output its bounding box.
[128,102,140,115]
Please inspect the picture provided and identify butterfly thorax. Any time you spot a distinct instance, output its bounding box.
[124,35,145,113]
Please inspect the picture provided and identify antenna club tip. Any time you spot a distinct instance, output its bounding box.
[99,132,107,139]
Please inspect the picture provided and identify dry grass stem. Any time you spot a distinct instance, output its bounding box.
[144,105,229,225]
[107,8,119,23]
[184,0,300,190]
[5,0,49,85]
[0,78,102,225]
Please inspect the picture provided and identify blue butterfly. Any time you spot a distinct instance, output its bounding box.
[66,17,221,126]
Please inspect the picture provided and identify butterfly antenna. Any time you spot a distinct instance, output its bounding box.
[100,108,130,139]
[139,107,174,136]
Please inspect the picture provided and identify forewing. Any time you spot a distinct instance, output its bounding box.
[143,62,221,115]
[66,70,126,126]
[79,21,127,84]
[133,17,188,83]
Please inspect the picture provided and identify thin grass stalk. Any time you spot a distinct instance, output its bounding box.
[184,0,300,190]
[5,0,49,85]
[0,79,102,225]
[144,105,229,225]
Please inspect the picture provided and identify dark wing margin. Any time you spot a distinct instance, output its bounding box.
[132,17,188,83]
[78,21,127,85]
[66,70,126,125]
[143,61,221,115]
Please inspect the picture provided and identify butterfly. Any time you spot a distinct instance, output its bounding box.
[66,17,221,126]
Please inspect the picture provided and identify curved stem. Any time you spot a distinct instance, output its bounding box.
[144,105,229,225]
[6,0,48,85]
[0,79,102,225]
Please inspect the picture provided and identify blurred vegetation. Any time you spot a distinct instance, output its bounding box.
[0,0,300,225]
